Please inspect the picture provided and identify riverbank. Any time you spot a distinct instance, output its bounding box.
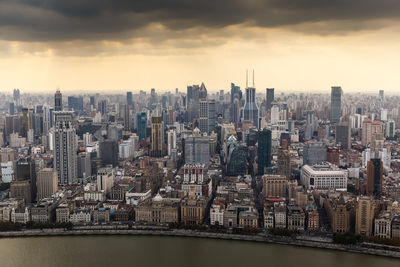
[0,228,399,259]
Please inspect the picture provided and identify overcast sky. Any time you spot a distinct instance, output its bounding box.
[1,0,400,93]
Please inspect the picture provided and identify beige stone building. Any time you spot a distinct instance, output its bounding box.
[181,195,207,225]
[36,168,58,201]
[287,206,305,231]
[263,175,287,198]
[324,196,353,233]
[239,211,258,228]
[135,194,180,224]
[355,196,375,237]
[10,181,31,204]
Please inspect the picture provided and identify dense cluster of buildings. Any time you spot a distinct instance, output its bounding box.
[0,85,399,240]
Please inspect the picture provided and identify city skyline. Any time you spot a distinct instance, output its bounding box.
[1,1,400,92]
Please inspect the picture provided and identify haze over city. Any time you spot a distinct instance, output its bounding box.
[1,1,400,267]
[1,1,400,92]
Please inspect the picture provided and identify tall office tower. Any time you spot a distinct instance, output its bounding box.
[199,82,207,99]
[379,90,384,101]
[15,157,37,202]
[303,142,327,165]
[107,124,123,141]
[136,112,147,141]
[151,116,164,157]
[361,118,383,146]
[199,99,216,134]
[230,83,242,103]
[257,129,272,175]
[89,95,95,106]
[99,140,118,167]
[126,91,133,108]
[187,85,193,108]
[367,158,383,196]
[305,110,315,140]
[167,129,177,156]
[97,167,114,195]
[184,128,210,166]
[98,100,107,115]
[53,112,77,185]
[244,86,259,128]
[355,196,375,237]
[336,121,351,149]
[9,102,15,115]
[277,148,291,179]
[77,152,91,183]
[36,168,58,201]
[385,119,395,138]
[330,86,342,123]
[67,96,84,113]
[119,104,130,131]
[270,105,279,124]
[13,88,20,106]
[54,89,63,111]
[266,88,274,111]
[20,107,30,138]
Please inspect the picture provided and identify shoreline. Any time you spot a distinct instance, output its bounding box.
[0,229,399,259]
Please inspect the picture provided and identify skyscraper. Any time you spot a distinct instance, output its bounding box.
[67,96,83,113]
[13,88,20,107]
[36,168,58,201]
[99,140,118,167]
[379,90,384,102]
[330,86,342,123]
[385,119,395,138]
[199,99,216,134]
[136,112,147,141]
[53,112,77,185]
[151,116,164,157]
[184,128,210,166]
[257,129,272,175]
[244,86,259,128]
[167,129,177,156]
[126,91,133,108]
[266,88,274,111]
[230,83,242,124]
[336,121,351,149]
[54,89,63,111]
[367,158,383,196]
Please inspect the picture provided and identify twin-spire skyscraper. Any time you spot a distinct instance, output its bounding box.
[243,70,259,129]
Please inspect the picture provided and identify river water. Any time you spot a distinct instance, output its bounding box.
[0,236,398,267]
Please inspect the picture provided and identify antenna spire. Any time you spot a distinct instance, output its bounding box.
[253,69,255,87]
[246,69,248,88]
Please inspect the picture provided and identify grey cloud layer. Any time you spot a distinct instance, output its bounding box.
[1,0,400,41]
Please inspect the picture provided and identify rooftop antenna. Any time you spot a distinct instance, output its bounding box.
[246,69,248,88]
[253,69,255,87]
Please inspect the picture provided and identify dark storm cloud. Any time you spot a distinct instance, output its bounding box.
[0,0,400,41]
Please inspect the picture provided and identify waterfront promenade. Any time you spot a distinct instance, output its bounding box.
[0,228,399,259]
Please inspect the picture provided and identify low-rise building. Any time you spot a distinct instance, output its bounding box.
[374,212,392,238]
[93,208,110,223]
[239,210,258,228]
[135,194,179,224]
[274,202,287,229]
[11,207,30,223]
[210,204,224,225]
[301,163,348,191]
[263,206,274,229]
[69,209,91,224]
[56,204,71,223]
[287,206,305,231]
